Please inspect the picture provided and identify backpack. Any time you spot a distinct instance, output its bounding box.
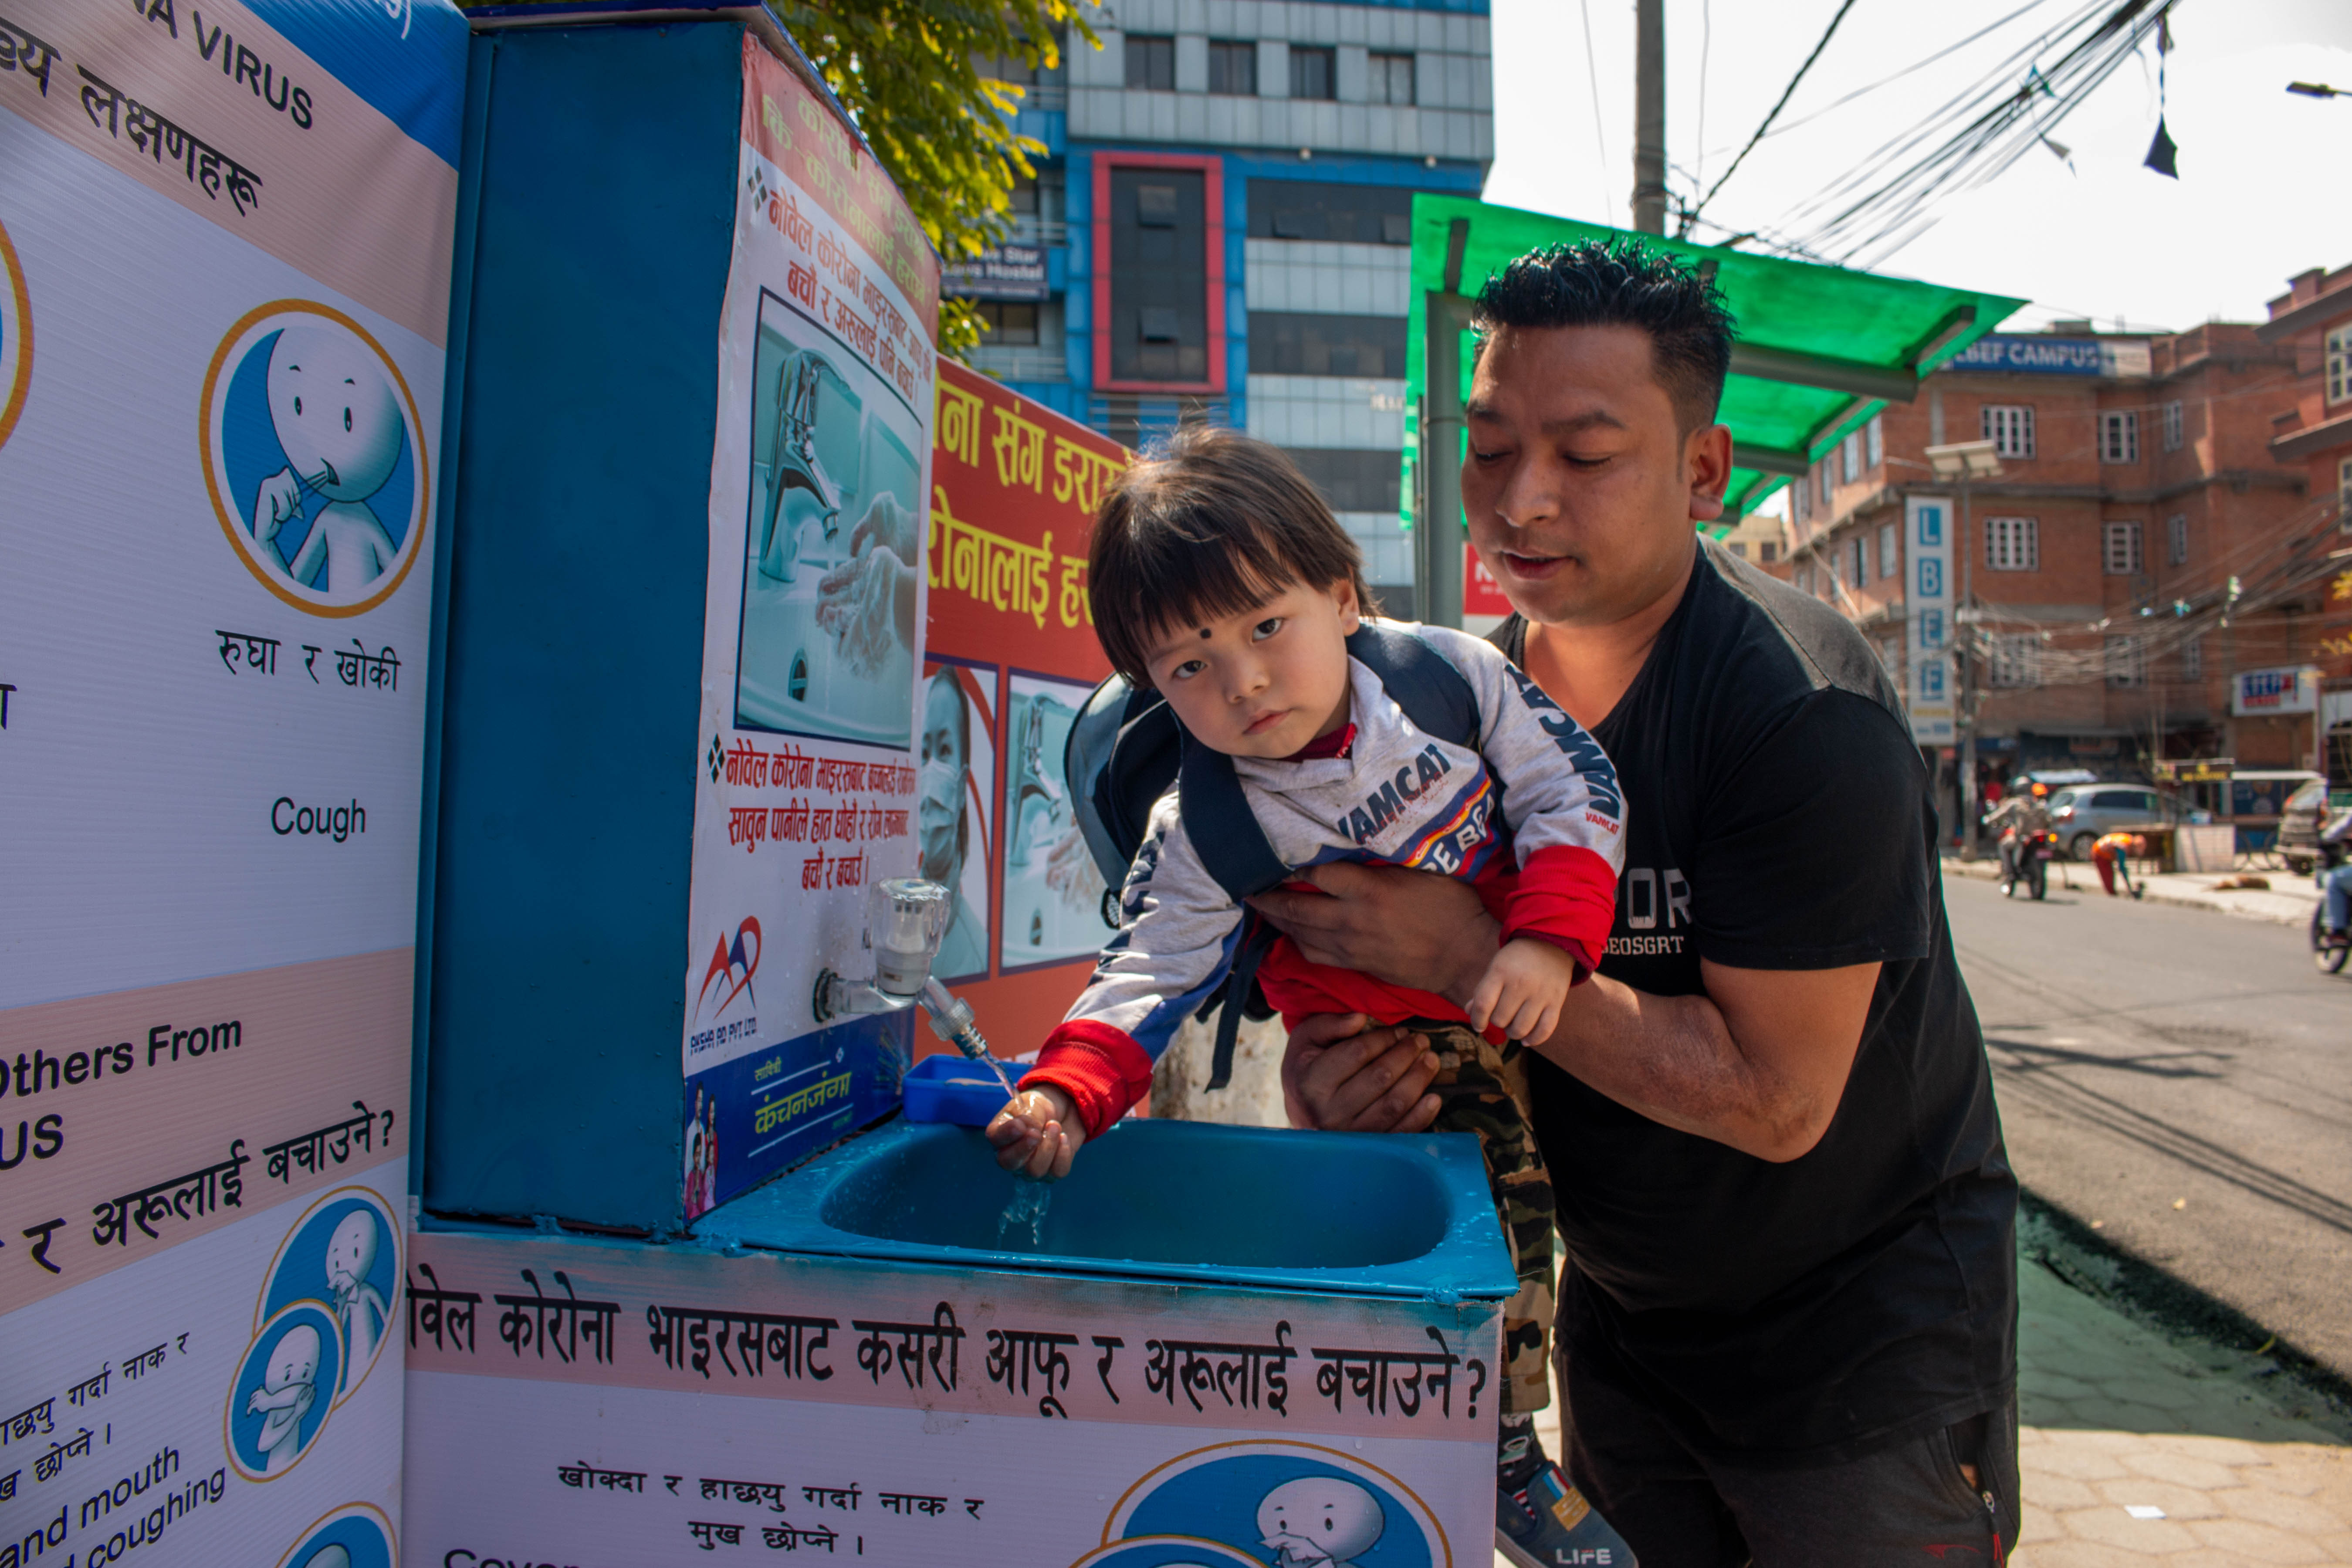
[1061,622,1482,1090]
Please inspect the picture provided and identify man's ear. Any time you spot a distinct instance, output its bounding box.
[1330,578,1364,635]
[1685,422,1733,524]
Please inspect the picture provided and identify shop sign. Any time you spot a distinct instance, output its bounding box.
[2231,665,2320,716]
[1942,335,2153,378]
[944,243,1049,301]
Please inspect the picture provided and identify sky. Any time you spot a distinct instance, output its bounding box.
[1486,0,2352,334]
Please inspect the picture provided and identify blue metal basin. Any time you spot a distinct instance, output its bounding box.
[714,1118,1519,1303]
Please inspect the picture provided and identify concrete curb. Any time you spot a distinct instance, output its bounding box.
[1942,854,2322,929]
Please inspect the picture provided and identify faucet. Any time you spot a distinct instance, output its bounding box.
[758,353,844,583]
[812,879,999,1064]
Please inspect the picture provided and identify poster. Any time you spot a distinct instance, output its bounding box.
[401,1227,1496,1568]
[680,37,942,1216]
[0,0,467,1553]
[1905,494,1955,744]
[925,362,1130,1057]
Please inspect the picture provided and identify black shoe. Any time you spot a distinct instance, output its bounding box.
[1496,1461,1637,1567]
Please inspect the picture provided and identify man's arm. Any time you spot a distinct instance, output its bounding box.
[1255,862,1877,1161]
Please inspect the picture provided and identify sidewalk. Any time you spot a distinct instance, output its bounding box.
[1945,851,2324,928]
[1499,1252,2352,1566]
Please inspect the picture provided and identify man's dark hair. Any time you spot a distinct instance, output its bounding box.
[1472,239,1737,430]
[1088,425,1375,687]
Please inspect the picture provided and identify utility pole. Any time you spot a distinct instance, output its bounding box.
[1928,441,2003,859]
[1632,0,1667,234]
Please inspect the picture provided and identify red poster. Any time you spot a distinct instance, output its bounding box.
[921,363,1129,1057]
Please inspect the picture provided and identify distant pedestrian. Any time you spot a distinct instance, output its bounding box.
[2091,831,2146,898]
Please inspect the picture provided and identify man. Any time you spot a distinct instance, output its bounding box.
[1255,241,2018,1565]
[1983,782,2051,891]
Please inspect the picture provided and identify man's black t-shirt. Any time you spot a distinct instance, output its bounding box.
[1494,541,2015,1462]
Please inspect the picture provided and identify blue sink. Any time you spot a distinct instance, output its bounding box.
[713,1118,1519,1303]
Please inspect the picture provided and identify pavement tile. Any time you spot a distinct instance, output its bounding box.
[2059,1502,2200,1554]
[2020,1535,2189,1566]
[2119,1448,2248,1491]
[2031,1472,2105,1509]
[2182,1517,2332,1563]
[2215,1483,2349,1533]
[2093,1477,2223,1519]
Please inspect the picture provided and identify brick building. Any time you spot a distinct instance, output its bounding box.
[2257,263,2352,780]
[1782,319,2338,803]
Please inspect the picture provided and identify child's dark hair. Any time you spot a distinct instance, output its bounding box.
[1472,238,1736,430]
[1088,425,1375,686]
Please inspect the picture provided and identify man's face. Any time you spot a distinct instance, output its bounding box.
[1459,324,1728,627]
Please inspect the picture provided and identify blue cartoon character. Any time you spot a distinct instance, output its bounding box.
[245,1321,322,1473]
[252,326,405,597]
[325,1210,391,1388]
[1256,1478,1385,1568]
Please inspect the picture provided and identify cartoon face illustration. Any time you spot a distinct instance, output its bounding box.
[1256,1477,1385,1568]
[266,326,403,504]
[325,1212,378,1295]
[302,1547,352,1568]
[245,1321,323,1472]
[268,1323,321,1392]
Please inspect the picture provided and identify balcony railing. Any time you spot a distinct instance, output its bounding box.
[965,345,1069,383]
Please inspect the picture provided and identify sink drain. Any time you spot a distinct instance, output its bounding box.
[789,647,809,702]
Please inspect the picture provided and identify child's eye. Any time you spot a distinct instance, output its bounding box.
[1168,659,1206,681]
[1252,617,1284,641]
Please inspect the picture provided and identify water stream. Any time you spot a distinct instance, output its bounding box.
[995,1181,1052,1251]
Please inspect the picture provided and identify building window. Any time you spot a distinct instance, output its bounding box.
[1124,34,1174,90]
[1760,539,1780,562]
[976,300,1039,345]
[1982,404,2035,458]
[1878,521,1897,578]
[1285,448,1401,514]
[2162,399,2184,451]
[1367,51,1415,105]
[1247,180,1415,245]
[1816,461,1831,507]
[1985,515,2039,572]
[1989,633,2038,689]
[2103,519,2143,576]
[1866,413,1884,470]
[1792,481,1807,525]
[2183,635,2202,680]
[2099,410,2139,464]
[1797,563,1813,596]
[1208,40,1256,95]
[1841,433,1861,484]
[1107,167,1206,383]
[1850,534,1868,587]
[2105,635,2145,688]
[2340,456,2352,530]
[2328,325,2352,405]
[1879,638,1902,680]
[2167,512,2188,565]
[1248,313,1407,377]
[1289,44,1336,100]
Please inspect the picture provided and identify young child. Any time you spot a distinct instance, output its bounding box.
[985,427,1630,1563]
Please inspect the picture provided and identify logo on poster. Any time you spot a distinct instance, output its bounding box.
[201,301,429,618]
[693,917,763,1030]
[0,217,28,455]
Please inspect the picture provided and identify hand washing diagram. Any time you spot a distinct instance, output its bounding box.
[1002,671,1110,972]
[921,659,997,982]
[734,288,923,748]
[203,302,429,616]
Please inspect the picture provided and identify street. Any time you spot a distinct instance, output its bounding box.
[1947,868,2352,1380]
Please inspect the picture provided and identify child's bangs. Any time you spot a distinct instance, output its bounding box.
[1114,506,1306,653]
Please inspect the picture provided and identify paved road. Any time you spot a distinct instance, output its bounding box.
[1946,869,2352,1379]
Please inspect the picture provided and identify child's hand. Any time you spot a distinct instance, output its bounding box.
[1465,937,1578,1044]
[985,1085,1085,1181]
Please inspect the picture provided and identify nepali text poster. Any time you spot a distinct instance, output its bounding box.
[0,0,467,1560]
[681,37,942,1216]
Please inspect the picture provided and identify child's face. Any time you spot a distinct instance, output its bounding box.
[1144,578,1360,759]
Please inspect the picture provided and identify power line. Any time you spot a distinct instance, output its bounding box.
[1682,0,1861,236]
[1578,0,1614,221]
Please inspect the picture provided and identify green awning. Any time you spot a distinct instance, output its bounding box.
[1403,197,2025,533]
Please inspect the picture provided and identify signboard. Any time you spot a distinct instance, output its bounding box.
[679,36,943,1218]
[927,361,1127,1052]
[943,242,1049,301]
[0,0,466,1558]
[1905,495,1955,743]
[401,1227,1497,1568]
[2231,665,2320,717]
[1463,546,1513,621]
[1942,334,2153,379]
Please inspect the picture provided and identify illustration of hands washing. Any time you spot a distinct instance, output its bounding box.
[816,491,917,677]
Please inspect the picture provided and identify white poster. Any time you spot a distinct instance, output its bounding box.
[1905,494,1955,744]
[679,37,943,1212]
[402,1229,1497,1568]
[0,0,465,1557]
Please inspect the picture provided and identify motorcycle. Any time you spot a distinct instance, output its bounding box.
[2313,828,2350,975]
[2003,830,2057,902]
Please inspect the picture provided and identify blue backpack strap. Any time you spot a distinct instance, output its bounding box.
[1345,621,1479,745]
[1175,732,1288,1091]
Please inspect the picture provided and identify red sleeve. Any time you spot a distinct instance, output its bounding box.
[1501,843,1618,976]
[1022,1019,1157,1142]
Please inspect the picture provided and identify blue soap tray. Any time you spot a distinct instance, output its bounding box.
[901,1052,1032,1125]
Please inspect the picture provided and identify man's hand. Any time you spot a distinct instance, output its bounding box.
[1249,862,1497,1006]
[1466,938,1577,1043]
[985,1085,1085,1180]
[1279,1013,1442,1133]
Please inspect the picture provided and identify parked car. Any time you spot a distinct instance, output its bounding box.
[2046,784,2207,862]
[2277,777,2333,874]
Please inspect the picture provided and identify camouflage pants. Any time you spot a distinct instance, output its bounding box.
[1416,1020,1556,1416]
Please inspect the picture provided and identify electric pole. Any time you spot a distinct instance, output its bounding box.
[1633,0,1667,234]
